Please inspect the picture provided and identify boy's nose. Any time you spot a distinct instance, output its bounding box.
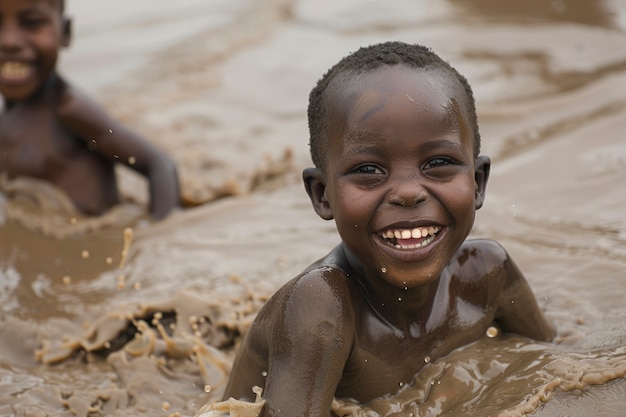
[386,175,428,207]
[0,23,24,51]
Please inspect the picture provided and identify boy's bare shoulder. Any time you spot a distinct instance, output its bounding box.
[452,238,510,281]
[54,80,111,125]
[251,247,357,340]
[265,261,355,320]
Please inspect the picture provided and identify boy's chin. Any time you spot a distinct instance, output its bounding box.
[0,84,41,102]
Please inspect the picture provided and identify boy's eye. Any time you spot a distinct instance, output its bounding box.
[20,14,50,29]
[423,157,455,169]
[353,164,385,175]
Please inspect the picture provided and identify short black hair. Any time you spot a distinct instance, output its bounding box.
[307,41,481,169]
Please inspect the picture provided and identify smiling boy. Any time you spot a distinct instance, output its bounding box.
[222,41,555,417]
[0,0,179,219]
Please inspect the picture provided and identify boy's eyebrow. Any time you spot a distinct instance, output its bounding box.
[17,4,47,14]
[418,139,466,153]
[343,144,388,158]
[341,138,467,160]
[345,124,466,151]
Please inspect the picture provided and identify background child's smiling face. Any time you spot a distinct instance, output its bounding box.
[0,0,69,101]
[322,65,485,288]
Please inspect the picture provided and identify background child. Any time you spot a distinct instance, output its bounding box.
[221,41,555,416]
[0,0,179,220]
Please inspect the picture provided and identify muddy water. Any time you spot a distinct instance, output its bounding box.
[1,0,626,416]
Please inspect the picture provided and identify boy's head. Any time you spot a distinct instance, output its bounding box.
[307,41,481,170]
[0,0,71,102]
[303,41,490,289]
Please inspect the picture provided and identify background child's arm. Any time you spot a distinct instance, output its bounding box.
[491,243,556,341]
[57,84,180,220]
[227,270,355,417]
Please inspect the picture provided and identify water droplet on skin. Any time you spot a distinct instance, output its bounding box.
[109,129,113,134]
[397,297,402,302]
[261,371,268,377]
[399,382,404,387]
[204,385,212,393]
[381,267,387,273]
[424,356,430,363]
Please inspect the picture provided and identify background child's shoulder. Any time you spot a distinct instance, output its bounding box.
[54,79,104,120]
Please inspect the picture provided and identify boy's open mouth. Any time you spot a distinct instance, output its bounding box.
[379,226,441,249]
[0,61,33,82]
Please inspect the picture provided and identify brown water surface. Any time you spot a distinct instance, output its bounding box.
[2,0,626,416]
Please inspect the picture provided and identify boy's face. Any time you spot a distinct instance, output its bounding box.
[305,65,489,289]
[0,0,70,101]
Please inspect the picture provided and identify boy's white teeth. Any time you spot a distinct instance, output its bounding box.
[381,226,441,249]
[0,62,32,80]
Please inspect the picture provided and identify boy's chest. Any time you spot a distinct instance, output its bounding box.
[0,107,79,176]
[337,303,495,402]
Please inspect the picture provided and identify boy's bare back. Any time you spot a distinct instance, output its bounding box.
[222,42,555,417]
[0,0,179,219]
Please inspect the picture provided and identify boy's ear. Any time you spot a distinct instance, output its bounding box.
[303,167,333,220]
[61,17,72,48]
[474,155,491,210]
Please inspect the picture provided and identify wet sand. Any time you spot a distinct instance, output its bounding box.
[2,0,626,416]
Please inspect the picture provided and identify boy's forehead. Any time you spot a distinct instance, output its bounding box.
[327,66,468,131]
[1,0,62,11]
[332,66,463,108]
[46,0,64,10]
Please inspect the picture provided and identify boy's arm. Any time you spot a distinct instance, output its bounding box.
[490,243,556,342]
[227,270,354,417]
[56,85,180,220]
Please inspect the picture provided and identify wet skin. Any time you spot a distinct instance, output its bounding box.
[0,0,179,219]
[223,66,555,417]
